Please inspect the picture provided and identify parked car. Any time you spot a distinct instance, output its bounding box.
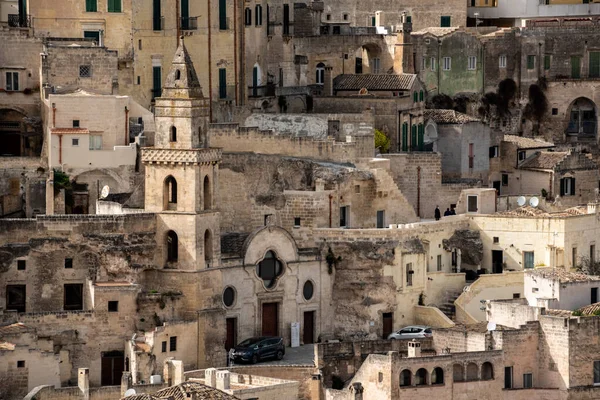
[230,336,285,364]
[387,326,432,340]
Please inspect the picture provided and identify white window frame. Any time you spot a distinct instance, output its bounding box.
[316,63,325,84]
[372,57,381,74]
[6,71,19,91]
[499,54,507,68]
[437,254,442,271]
[468,56,477,71]
[89,135,102,150]
[443,57,451,71]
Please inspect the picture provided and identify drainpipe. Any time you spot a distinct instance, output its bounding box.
[233,0,238,105]
[59,134,63,165]
[124,106,129,145]
[437,40,441,95]
[481,43,485,95]
[417,166,421,217]
[328,194,333,228]
[176,0,181,47]
[208,0,213,122]
[52,102,56,128]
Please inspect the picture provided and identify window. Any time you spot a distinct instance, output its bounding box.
[527,55,535,70]
[71,138,80,147]
[523,373,532,389]
[340,206,349,227]
[440,16,451,27]
[107,0,121,12]
[468,56,477,70]
[560,177,575,196]
[17,360,25,368]
[219,68,227,99]
[591,244,596,264]
[170,126,177,142]
[371,16,376,26]
[431,57,436,71]
[86,0,97,12]
[303,280,314,300]
[294,217,301,227]
[482,362,494,380]
[223,287,235,307]
[6,72,19,91]
[573,247,578,267]
[406,263,413,286]
[432,367,444,384]
[413,92,418,102]
[518,151,526,162]
[489,146,499,158]
[255,5,262,25]
[443,57,451,71]
[79,65,92,78]
[355,185,361,193]
[552,108,558,115]
[316,63,325,84]
[437,254,442,271]
[402,122,408,152]
[493,237,499,244]
[343,13,348,21]
[283,4,290,34]
[513,293,520,299]
[571,56,581,79]
[453,364,464,382]
[326,13,331,20]
[161,341,167,352]
[64,284,84,311]
[372,58,381,74]
[83,30,100,43]
[400,369,411,386]
[377,210,385,228]
[244,8,252,25]
[153,0,162,30]
[502,173,508,186]
[72,120,80,128]
[544,55,551,71]
[167,230,178,262]
[257,251,283,288]
[89,135,102,150]
[406,16,412,23]
[169,336,177,351]
[469,143,474,168]
[467,195,478,213]
[594,361,600,385]
[152,66,162,99]
[108,301,118,312]
[17,260,26,271]
[6,285,26,313]
[419,90,424,102]
[65,258,73,268]
[499,55,507,68]
[504,367,513,389]
[523,251,534,269]
[590,51,600,78]
[415,368,428,385]
[422,57,427,71]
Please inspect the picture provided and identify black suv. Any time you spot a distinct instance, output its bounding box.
[230,336,285,364]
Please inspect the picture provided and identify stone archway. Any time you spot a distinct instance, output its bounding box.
[0,108,39,156]
[565,97,597,141]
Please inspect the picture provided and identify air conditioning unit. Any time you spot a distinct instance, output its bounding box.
[150,375,162,384]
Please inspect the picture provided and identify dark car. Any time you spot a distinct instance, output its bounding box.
[230,336,285,364]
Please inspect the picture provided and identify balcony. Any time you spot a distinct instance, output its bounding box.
[181,16,198,31]
[248,84,276,98]
[218,85,236,102]
[153,16,165,31]
[8,14,31,28]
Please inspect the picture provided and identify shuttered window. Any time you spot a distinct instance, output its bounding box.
[527,55,535,70]
[108,0,121,12]
[440,16,451,27]
[219,0,227,29]
[418,124,424,151]
[402,123,408,152]
[153,0,162,31]
[571,56,581,79]
[590,52,600,78]
[411,125,417,151]
[544,55,551,71]
[152,66,162,100]
[86,0,97,12]
[219,68,227,99]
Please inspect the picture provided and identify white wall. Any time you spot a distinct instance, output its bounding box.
[526,274,600,311]
[468,0,600,21]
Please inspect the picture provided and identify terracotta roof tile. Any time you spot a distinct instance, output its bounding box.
[526,267,600,283]
[0,342,15,351]
[578,302,600,316]
[519,152,568,170]
[124,382,239,400]
[333,74,416,91]
[503,135,554,149]
[51,128,90,135]
[424,109,480,124]
[412,27,460,37]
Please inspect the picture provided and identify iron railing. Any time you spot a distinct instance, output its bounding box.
[153,16,165,31]
[181,16,198,30]
[248,84,276,98]
[8,14,31,28]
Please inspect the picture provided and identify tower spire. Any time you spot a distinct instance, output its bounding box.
[161,37,204,99]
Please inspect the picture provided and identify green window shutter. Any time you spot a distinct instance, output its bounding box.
[571,56,581,79]
[152,66,161,99]
[219,0,227,29]
[527,55,535,70]
[108,0,121,12]
[589,52,600,78]
[153,0,161,30]
[181,0,189,18]
[371,16,376,26]
[544,55,551,71]
[86,0,97,12]
[402,123,408,152]
[419,90,424,102]
[411,125,417,151]
[219,68,227,99]
[441,16,450,27]
[418,124,424,151]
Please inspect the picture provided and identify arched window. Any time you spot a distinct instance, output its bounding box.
[257,250,283,288]
[170,126,177,142]
[415,368,428,386]
[175,69,181,80]
[316,62,325,85]
[204,229,212,266]
[400,369,411,387]
[481,362,494,380]
[432,367,444,385]
[453,364,464,382]
[466,362,478,381]
[244,8,252,26]
[255,4,263,25]
[167,230,178,262]
[203,175,211,210]
[164,176,177,210]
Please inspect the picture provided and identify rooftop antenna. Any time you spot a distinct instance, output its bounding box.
[487,321,497,332]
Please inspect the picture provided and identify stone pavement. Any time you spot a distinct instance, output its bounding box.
[261,344,315,366]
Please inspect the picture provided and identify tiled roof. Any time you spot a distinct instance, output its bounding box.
[495,205,587,218]
[526,267,600,283]
[51,128,90,135]
[424,109,480,124]
[0,322,31,336]
[0,342,15,351]
[519,151,568,170]
[333,74,416,91]
[545,309,575,318]
[578,302,600,316]
[124,382,239,400]
[503,135,554,149]
[412,27,460,37]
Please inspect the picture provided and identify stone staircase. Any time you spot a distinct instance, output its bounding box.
[438,289,464,321]
[370,167,419,223]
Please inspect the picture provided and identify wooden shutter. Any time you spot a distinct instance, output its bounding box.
[560,178,565,196]
[418,124,424,151]
[411,125,417,151]
[571,178,576,195]
[571,57,581,79]
[590,52,600,78]
[402,123,408,152]
[219,0,227,29]
[527,56,535,70]
[152,66,161,99]
[86,0,97,12]
[219,68,227,99]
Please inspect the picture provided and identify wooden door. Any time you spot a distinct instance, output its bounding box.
[492,250,503,274]
[262,302,278,337]
[101,351,124,386]
[382,312,393,339]
[225,318,237,351]
[303,311,315,344]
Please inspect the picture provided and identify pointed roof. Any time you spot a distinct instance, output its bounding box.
[160,38,204,99]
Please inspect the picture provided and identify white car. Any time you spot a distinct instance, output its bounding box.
[387,325,432,340]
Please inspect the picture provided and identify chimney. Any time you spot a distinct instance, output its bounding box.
[351,382,364,400]
[78,368,90,400]
[121,371,132,398]
[323,66,334,96]
[216,370,231,391]
[394,23,414,74]
[205,368,217,388]
[407,339,421,358]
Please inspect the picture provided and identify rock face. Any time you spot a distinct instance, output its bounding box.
[442,229,483,266]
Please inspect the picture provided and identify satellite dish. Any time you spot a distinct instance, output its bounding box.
[517,196,526,207]
[100,185,110,199]
[487,321,497,332]
[529,197,539,208]
[124,389,136,397]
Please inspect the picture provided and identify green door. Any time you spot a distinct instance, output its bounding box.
[219,68,227,99]
[252,66,258,97]
[411,125,417,151]
[402,123,408,152]
[571,56,581,79]
[219,0,227,29]
[418,124,424,151]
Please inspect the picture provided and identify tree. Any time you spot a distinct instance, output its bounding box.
[575,256,600,276]
[374,129,390,153]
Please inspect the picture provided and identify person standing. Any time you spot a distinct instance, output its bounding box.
[444,208,451,216]
[435,206,441,221]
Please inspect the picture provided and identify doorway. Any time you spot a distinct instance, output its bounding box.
[492,250,503,274]
[262,302,279,337]
[493,181,501,195]
[377,210,385,228]
[303,311,315,344]
[382,312,393,339]
[225,318,237,351]
[592,288,598,304]
[101,351,124,386]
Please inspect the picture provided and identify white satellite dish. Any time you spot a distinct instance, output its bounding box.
[100,185,110,199]
[529,197,539,208]
[516,196,526,207]
[124,389,136,397]
[487,321,497,332]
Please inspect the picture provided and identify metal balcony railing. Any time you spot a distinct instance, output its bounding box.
[181,16,198,30]
[248,84,276,98]
[153,16,165,31]
[8,14,31,28]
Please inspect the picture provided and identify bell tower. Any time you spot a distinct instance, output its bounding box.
[142,38,220,270]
